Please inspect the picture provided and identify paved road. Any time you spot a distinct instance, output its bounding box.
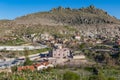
[0,51,49,69]
[0,58,15,68]
[93,49,111,52]
[0,44,48,69]
[0,45,47,51]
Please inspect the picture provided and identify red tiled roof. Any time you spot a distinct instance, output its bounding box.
[17,65,35,71]
[17,61,50,71]
[43,62,49,66]
[17,67,22,71]
[34,64,41,68]
[34,62,49,68]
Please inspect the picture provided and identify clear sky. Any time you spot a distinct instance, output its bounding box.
[0,0,120,20]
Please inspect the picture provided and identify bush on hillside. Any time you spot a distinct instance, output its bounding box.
[63,71,80,80]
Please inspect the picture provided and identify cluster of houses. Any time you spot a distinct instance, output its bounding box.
[17,61,54,71]
[1,32,113,73]
[39,33,106,48]
[10,34,120,73]
[24,32,108,50]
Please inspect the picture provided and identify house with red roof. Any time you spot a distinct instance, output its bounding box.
[17,61,54,71]
[17,65,35,71]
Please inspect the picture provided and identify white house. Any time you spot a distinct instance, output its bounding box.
[46,64,54,68]
[37,65,46,71]
[36,62,54,71]
[40,33,53,41]
[75,36,81,40]
[73,55,86,60]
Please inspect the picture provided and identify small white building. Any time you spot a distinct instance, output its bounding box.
[37,63,54,71]
[96,40,102,44]
[37,65,46,71]
[46,64,54,68]
[40,33,53,41]
[75,36,81,40]
[73,55,86,60]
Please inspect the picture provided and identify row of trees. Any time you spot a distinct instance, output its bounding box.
[0,70,116,80]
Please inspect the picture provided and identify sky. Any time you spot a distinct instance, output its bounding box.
[0,0,120,20]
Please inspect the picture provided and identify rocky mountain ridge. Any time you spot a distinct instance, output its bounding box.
[0,5,120,39]
[15,5,120,25]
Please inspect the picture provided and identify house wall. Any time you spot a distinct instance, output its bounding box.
[53,48,70,58]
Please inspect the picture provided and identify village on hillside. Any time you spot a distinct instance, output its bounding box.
[0,31,120,74]
[0,4,120,79]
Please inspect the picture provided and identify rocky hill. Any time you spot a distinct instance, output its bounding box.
[0,5,120,39]
[15,5,120,25]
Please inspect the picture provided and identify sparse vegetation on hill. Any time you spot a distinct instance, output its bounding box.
[0,5,119,41]
[15,5,119,25]
[0,5,120,80]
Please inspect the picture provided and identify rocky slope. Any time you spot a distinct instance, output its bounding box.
[0,5,120,39]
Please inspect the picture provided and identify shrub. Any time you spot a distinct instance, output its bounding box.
[89,71,107,80]
[24,57,33,66]
[108,77,116,80]
[11,66,17,72]
[63,71,80,80]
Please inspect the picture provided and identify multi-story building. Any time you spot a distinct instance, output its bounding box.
[52,48,71,59]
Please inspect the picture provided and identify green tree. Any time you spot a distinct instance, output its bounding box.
[24,57,33,66]
[97,71,107,80]
[11,66,17,72]
[89,74,107,80]
[63,71,80,80]
[79,43,86,50]
[108,77,116,80]
[89,69,107,80]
